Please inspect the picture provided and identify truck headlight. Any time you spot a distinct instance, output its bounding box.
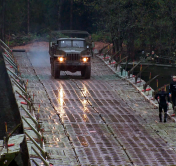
[58,57,64,62]
[83,57,88,62]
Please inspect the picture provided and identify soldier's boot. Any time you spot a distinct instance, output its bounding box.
[164,113,167,123]
[159,113,162,122]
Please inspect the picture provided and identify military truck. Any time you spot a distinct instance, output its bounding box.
[49,30,92,79]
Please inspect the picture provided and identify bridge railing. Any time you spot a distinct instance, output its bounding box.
[0,39,51,166]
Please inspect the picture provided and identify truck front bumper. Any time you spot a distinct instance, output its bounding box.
[55,61,91,72]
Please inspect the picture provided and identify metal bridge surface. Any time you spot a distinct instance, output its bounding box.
[13,46,176,165]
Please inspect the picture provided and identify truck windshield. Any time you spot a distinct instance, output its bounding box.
[73,41,84,48]
[59,40,72,47]
[59,40,84,48]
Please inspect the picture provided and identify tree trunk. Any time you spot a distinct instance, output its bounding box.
[70,0,73,30]
[58,0,62,30]
[2,0,5,41]
[127,30,135,60]
[27,0,29,34]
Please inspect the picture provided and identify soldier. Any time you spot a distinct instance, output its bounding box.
[155,87,170,122]
[169,76,176,116]
[86,35,94,57]
[145,53,151,61]
[151,51,159,62]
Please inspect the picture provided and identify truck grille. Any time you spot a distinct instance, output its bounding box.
[67,54,80,61]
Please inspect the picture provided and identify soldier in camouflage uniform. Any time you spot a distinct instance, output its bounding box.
[86,35,94,57]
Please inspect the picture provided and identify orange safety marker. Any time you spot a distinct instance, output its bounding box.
[142,88,151,92]
[103,57,109,59]
[25,80,28,92]
[10,66,13,68]
[38,104,40,113]
[8,144,15,147]
[136,81,142,83]
[5,52,9,57]
[21,101,27,105]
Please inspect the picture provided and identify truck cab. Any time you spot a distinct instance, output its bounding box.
[49,31,92,79]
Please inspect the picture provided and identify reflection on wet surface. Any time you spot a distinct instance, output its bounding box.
[13,50,176,165]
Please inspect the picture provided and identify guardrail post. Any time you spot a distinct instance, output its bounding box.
[3,54,18,70]
[22,117,42,147]
[31,146,49,166]
[114,56,128,71]
[109,52,119,64]
[143,75,159,92]
[127,61,141,78]
[6,67,24,85]
[21,105,38,126]
[25,132,47,159]
[135,66,149,84]
[10,75,26,92]
[0,39,12,53]
[2,47,14,63]
[16,91,32,111]
[32,159,40,166]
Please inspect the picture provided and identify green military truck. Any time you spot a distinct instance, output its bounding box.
[49,30,93,79]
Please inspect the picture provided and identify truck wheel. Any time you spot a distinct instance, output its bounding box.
[84,65,91,79]
[51,63,54,76]
[53,61,60,79]
[81,69,85,77]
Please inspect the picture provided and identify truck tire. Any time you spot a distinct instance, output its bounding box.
[53,61,60,79]
[81,69,85,77]
[51,63,54,76]
[84,65,91,79]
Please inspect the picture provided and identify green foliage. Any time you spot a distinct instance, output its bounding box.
[92,0,176,57]
[92,32,111,43]
[1,0,176,58]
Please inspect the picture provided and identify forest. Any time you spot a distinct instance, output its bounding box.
[0,0,176,59]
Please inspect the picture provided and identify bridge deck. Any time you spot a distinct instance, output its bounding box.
[10,45,176,165]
